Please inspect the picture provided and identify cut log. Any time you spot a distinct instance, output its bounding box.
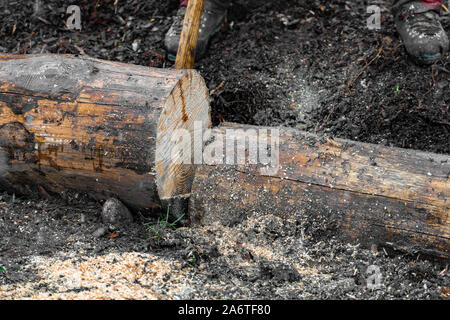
[189,123,450,259]
[0,54,211,209]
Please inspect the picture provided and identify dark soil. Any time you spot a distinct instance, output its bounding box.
[1,192,449,299]
[0,0,449,299]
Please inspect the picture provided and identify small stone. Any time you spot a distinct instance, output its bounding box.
[132,40,139,52]
[101,198,133,227]
[93,227,107,238]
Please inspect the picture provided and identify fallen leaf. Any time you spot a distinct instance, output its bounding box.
[108,232,119,239]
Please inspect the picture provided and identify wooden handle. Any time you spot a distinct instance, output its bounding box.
[174,0,205,69]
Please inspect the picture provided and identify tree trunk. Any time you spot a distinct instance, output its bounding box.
[189,123,450,259]
[0,54,211,210]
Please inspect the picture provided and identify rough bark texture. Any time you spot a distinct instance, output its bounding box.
[0,54,211,210]
[189,123,450,259]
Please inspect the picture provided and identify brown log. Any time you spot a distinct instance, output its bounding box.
[0,54,211,209]
[189,123,450,259]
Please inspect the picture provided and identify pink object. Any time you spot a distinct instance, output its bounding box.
[421,0,442,11]
[180,0,189,7]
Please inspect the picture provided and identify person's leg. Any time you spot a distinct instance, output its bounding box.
[165,0,231,61]
[203,0,230,11]
[392,0,448,64]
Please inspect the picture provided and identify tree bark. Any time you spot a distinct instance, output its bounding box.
[189,123,450,259]
[0,54,211,210]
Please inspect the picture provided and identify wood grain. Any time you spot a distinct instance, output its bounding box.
[189,123,450,259]
[0,54,211,209]
[174,0,205,69]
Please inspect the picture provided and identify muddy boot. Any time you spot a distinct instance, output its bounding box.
[164,0,228,61]
[393,0,449,64]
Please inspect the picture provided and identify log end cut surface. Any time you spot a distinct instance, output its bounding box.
[156,70,211,200]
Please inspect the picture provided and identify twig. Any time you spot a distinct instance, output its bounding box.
[210,81,224,95]
[74,44,86,55]
[346,47,383,88]
[37,16,51,25]
[411,62,439,112]
[40,43,47,54]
